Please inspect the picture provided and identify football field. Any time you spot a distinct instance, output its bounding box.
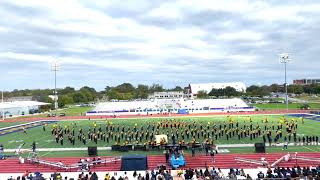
[0,114,319,157]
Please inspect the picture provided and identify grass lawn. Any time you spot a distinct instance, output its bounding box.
[0,115,319,151]
[296,96,320,103]
[0,122,28,129]
[57,106,93,116]
[254,103,320,110]
[9,106,93,120]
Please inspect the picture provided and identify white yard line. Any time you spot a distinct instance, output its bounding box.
[4,143,315,153]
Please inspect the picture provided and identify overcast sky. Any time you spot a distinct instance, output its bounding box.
[0,0,319,91]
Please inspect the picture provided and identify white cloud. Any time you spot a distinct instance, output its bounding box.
[217,31,264,41]
[0,52,154,72]
[0,0,319,89]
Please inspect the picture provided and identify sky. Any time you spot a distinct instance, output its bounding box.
[0,0,319,91]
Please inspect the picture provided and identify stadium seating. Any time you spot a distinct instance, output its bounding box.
[87,98,254,116]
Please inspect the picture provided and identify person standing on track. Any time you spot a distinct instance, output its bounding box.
[210,148,215,163]
[22,126,27,134]
[282,140,288,150]
[32,142,36,152]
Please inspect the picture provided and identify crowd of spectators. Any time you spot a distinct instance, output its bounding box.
[5,165,320,180]
[103,170,173,180]
[6,171,99,180]
[177,167,250,180]
[258,165,320,179]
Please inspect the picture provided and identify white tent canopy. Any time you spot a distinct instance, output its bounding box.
[0,101,50,109]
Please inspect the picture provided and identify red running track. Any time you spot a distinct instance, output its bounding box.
[1,152,319,173]
[1,110,310,123]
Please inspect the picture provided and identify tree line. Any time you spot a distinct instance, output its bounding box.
[3,83,184,108]
[3,83,320,108]
[195,83,320,98]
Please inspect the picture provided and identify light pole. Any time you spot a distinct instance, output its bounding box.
[51,62,60,116]
[1,91,4,121]
[279,53,290,111]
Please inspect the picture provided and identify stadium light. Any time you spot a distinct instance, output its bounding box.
[279,53,291,111]
[51,61,60,116]
[1,90,4,121]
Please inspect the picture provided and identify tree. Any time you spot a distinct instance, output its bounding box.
[209,88,221,97]
[310,84,320,94]
[79,86,97,102]
[149,84,164,93]
[59,86,75,95]
[58,95,74,107]
[114,83,135,94]
[224,86,239,97]
[72,92,87,103]
[170,86,184,92]
[104,86,112,93]
[135,84,149,99]
[269,84,282,93]
[197,90,208,99]
[287,85,304,94]
[106,89,119,100]
[246,85,270,97]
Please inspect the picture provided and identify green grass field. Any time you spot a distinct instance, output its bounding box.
[296,96,320,103]
[12,106,93,119]
[254,103,320,110]
[0,122,29,129]
[0,115,320,152]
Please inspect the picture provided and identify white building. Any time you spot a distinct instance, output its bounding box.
[0,101,50,118]
[189,82,246,95]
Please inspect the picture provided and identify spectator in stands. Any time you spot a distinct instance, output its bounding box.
[90,172,98,180]
[156,172,164,180]
[217,168,224,178]
[163,170,172,180]
[257,171,264,179]
[22,170,29,178]
[137,173,143,180]
[104,173,110,180]
[184,169,191,180]
[145,171,150,180]
[151,170,156,180]
[121,172,128,180]
[246,174,253,180]
[133,171,137,179]
[204,167,210,177]
[240,169,246,177]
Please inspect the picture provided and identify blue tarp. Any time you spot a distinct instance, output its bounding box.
[171,155,185,169]
[178,109,189,114]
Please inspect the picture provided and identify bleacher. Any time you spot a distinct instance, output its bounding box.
[87,98,254,116]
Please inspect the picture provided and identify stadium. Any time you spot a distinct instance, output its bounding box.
[1,1,320,180]
[1,96,320,179]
